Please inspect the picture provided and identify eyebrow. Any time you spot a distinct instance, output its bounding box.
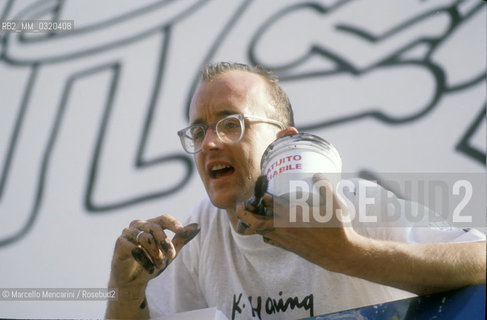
[191,109,239,125]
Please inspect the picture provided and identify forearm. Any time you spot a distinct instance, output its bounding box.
[105,280,149,319]
[327,235,486,295]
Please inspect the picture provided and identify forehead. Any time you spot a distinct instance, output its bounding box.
[189,71,271,124]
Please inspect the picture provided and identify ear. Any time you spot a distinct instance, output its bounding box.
[277,126,298,138]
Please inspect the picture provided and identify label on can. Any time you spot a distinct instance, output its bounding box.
[264,149,339,195]
[261,133,342,196]
[260,133,342,227]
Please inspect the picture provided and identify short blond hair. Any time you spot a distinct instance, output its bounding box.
[201,62,295,127]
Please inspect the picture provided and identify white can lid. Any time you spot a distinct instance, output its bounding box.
[261,132,342,172]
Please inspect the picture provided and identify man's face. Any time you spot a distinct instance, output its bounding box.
[189,71,281,211]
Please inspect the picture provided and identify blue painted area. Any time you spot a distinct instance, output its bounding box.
[303,284,485,320]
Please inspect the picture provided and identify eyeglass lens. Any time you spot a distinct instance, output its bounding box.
[216,117,242,143]
[184,116,243,152]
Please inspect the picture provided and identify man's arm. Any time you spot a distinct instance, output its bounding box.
[105,215,199,319]
[255,218,485,294]
[236,174,486,295]
[334,236,485,295]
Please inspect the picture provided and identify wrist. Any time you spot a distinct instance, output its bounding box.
[108,275,147,301]
[105,280,149,319]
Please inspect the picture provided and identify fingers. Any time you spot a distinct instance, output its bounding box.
[129,225,168,269]
[259,175,347,228]
[147,214,184,233]
[132,245,157,275]
[312,173,349,226]
[112,236,157,279]
[236,201,274,235]
[141,222,175,259]
[114,234,137,260]
[129,215,183,258]
[313,173,344,208]
[110,214,200,290]
[171,223,200,253]
[122,215,200,275]
[261,193,286,217]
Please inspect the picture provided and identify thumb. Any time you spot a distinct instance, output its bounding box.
[171,223,200,256]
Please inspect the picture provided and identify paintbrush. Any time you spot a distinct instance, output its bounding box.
[237,175,272,234]
[245,175,271,216]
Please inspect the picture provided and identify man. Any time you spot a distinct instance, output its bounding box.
[106,62,486,319]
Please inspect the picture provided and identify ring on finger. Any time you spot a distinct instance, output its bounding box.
[136,230,145,245]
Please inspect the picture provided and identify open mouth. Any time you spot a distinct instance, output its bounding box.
[209,164,235,179]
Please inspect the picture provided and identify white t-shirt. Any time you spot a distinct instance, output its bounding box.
[147,180,485,319]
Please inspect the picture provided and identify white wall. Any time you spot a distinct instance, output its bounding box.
[0,0,485,318]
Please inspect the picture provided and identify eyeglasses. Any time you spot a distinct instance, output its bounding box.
[177,113,285,154]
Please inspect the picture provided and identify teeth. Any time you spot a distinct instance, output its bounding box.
[211,164,230,171]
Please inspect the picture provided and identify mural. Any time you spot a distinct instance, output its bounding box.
[0,0,485,318]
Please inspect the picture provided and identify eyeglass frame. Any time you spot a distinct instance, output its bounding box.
[177,113,286,154]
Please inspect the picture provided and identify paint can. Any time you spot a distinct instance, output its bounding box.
[261,132,342,198]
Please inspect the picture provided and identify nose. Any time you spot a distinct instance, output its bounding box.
[201,127,222,151]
